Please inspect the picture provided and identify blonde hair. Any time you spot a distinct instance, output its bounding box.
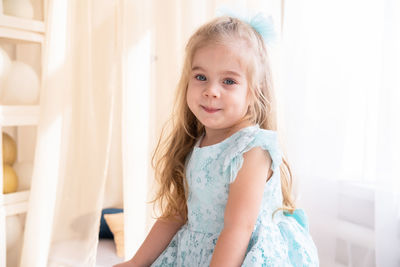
[152,16,295,222]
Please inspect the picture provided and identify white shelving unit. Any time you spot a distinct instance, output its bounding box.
[0,106,40,126]
[0,1,45,266]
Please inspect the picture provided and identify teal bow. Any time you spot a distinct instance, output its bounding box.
[284,209,310,232]
[216,7,277,45]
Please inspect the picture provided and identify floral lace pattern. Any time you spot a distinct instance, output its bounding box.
[151,125,319,266]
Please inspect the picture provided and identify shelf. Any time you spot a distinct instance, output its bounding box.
[0,105,40,126]
[0,15,45,33]
[4,201,29,216]
[2,190,30,205]
[0,5,45,267]
[0,15,44,44]
[0,190,30,216]
[0,26,44,43]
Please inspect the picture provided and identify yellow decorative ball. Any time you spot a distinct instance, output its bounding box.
[3,164,18,194]
[2,132,17,165]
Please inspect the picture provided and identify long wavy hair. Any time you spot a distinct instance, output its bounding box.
[152,16,295,222]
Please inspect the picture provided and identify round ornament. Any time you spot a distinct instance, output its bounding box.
[2,61,40,105]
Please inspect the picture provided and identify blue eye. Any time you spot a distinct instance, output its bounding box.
[195,74,206,81]
[223,79,235,85]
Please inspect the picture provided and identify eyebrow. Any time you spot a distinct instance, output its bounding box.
[191,66,243,78]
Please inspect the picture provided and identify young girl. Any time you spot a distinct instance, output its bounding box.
[116,15,319,267]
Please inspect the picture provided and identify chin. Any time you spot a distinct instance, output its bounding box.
[202,122,230,131]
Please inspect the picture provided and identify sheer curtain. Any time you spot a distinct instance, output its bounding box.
[280,0,400,266]
[20,0,120,266]
[374,0,400,265]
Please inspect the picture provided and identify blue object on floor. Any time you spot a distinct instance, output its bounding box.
[99,208,123,239]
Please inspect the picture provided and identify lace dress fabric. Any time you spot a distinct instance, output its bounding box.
[151,125,319,266]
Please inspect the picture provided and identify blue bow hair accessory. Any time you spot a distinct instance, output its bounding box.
[216,7,277,45]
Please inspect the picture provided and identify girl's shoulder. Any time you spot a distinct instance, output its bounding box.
[224,124,278,148]
[222,125,283,182]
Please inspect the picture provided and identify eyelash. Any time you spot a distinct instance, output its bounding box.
[194,74,237,85]
[195,74,206,81]
[223,79,235,85]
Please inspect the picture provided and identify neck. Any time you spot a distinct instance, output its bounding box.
[201,120,253,147]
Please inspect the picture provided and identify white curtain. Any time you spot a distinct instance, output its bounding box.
[20,0,121,266]
[281,0,400,266]
[374,0,400,266]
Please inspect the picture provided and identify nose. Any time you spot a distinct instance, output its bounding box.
[203,82,220,98]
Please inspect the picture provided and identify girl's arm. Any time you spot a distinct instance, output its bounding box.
[210,147,273,267]
[113,216,184,267]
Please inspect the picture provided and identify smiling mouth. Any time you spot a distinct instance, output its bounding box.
[201,105,221,113]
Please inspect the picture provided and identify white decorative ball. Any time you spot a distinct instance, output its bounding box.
[3,0,34,19]
[2,61,40,105]
[6,215,23,249]
[0,48,12,97]
[14,161,33,191]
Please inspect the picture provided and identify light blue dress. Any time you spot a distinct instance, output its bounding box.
[151,125,319,266]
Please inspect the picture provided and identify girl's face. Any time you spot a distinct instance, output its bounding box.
[187,42,250,131]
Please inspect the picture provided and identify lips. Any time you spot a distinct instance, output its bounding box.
[201,105,221,113]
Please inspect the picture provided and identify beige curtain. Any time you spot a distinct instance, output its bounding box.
[20,0,120,266]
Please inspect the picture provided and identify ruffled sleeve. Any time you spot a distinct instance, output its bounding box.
[222,128,283,184]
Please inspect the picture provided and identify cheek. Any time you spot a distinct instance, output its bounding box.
[245,94,252,109]
[187,83,201,99]
[186,87,196,110]
[244,89,252,108]
[236,90,250,108]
